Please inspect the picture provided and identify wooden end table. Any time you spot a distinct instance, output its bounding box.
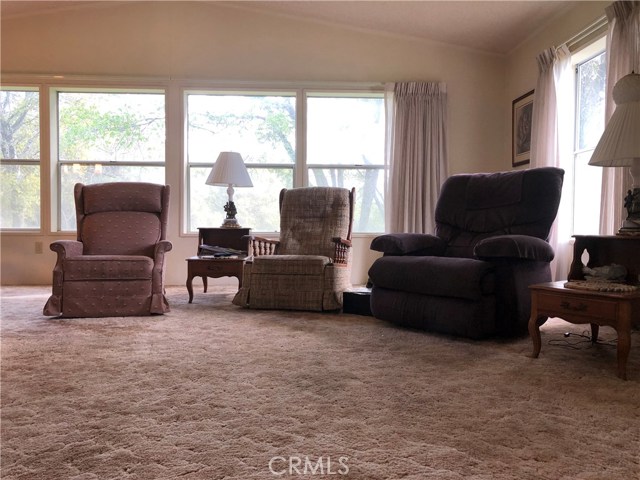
[185,226,251,303]
[186,256,246,303]
[528,281,640,380]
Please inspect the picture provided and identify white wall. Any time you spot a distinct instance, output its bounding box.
[2,1,507,286]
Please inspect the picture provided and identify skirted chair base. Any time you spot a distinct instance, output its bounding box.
[232,254,351,311]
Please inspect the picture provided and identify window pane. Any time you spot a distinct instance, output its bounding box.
[1,88,40,229]
[187,94,296,164]
[309,167,384,233]
[577,52,606,151]
[1,90,40,159]
[59,164,165,230]
[190,166,292,232]
[0,164,40,229]
[58,92,165,162]
[307,96,384,166]
[573,151,602,235]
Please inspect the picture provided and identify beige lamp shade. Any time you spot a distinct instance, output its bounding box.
[205,151,253,188]
[589,72,640,168]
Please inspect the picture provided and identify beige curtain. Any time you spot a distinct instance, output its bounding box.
[530,45,573,280]
[385,82,448,233]
[599,1,640,234]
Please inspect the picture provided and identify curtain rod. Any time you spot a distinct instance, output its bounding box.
[562,15,608,53]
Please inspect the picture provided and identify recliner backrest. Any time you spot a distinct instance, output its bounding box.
[435,167,564,258]
[278,187,353,258]
[75,182,170,257]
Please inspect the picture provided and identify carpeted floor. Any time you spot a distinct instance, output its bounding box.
[1,286,639,480]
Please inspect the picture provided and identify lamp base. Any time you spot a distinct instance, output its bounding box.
[618,187,640,235]
[220,218,242,229]
[221,200,241,228]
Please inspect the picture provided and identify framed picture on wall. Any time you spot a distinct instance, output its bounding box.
[512,89,534,167]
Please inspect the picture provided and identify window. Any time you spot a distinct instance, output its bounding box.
[56,90,165,230]
[186,92,295,232]
[572,50,606,234]
[306,94,385,232]
[186,89,384,233]
[0,88,40,229]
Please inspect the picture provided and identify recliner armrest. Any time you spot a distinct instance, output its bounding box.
[474,235,554,262]
[50,240,84,259]
[247,235,280,256]
[370,233,447,256]
[332,237,352,265]
[154,240,173,256]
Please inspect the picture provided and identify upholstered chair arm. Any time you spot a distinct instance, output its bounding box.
[43,240,84,316]
[474,235,555,262]
[247,236,280,256]
[154,240,173,256]
[370,233,447,256]
[332,237,352,265]
[50,240,84,258]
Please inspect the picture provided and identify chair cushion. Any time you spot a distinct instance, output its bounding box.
[63,255,153,281]
[368,256,495,301]
[82,182,164,214]
[435,167,564,256]
[81,211,161,256]
[279,187,352,258]
[252,255,330,275]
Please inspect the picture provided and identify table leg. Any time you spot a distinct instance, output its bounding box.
[616,327,631,381]
[203,275,208,293]
[528,313,543,359]
[590,323,599,343]
[186,274,194,304]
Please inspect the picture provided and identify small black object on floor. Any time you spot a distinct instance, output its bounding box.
[343,288,373,316]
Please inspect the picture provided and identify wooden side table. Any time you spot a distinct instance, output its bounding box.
[529,235,640,379]
[186,256,246,303]
[528,282,640,380]
[186,227,250,303]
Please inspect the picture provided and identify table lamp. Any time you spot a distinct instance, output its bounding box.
[205,151,253,228]
[589,72,640,235]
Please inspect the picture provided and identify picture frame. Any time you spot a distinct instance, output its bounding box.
[512,89,534,167]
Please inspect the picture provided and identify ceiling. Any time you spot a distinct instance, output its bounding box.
[1,1,576,55]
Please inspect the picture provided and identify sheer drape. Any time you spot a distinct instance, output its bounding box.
[384,82,448,233]
[530,45,573,280]
[599,1,640,234]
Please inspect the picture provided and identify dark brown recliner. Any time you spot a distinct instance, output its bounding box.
[368,167,564,338]
[43,182,172,317]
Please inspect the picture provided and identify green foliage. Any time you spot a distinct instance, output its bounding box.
[1,91,39,160]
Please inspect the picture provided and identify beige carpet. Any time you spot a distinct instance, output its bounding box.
[1,286,639,480]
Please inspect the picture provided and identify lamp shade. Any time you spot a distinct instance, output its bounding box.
[205,152,253,187]
[589,72,640,167]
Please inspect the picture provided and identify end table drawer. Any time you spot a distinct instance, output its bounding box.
[538,293,617,320]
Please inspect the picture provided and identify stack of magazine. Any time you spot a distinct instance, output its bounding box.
[198,244,246,258]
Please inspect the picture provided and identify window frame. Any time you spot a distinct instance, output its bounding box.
[183,87,386,234]
[570,38,606,236]
[51,86,168,232]
[0,74,384,236]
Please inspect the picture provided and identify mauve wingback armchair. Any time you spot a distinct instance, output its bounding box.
[43,182,172,317]
[368,167,564,338]
[232,186,354,311]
